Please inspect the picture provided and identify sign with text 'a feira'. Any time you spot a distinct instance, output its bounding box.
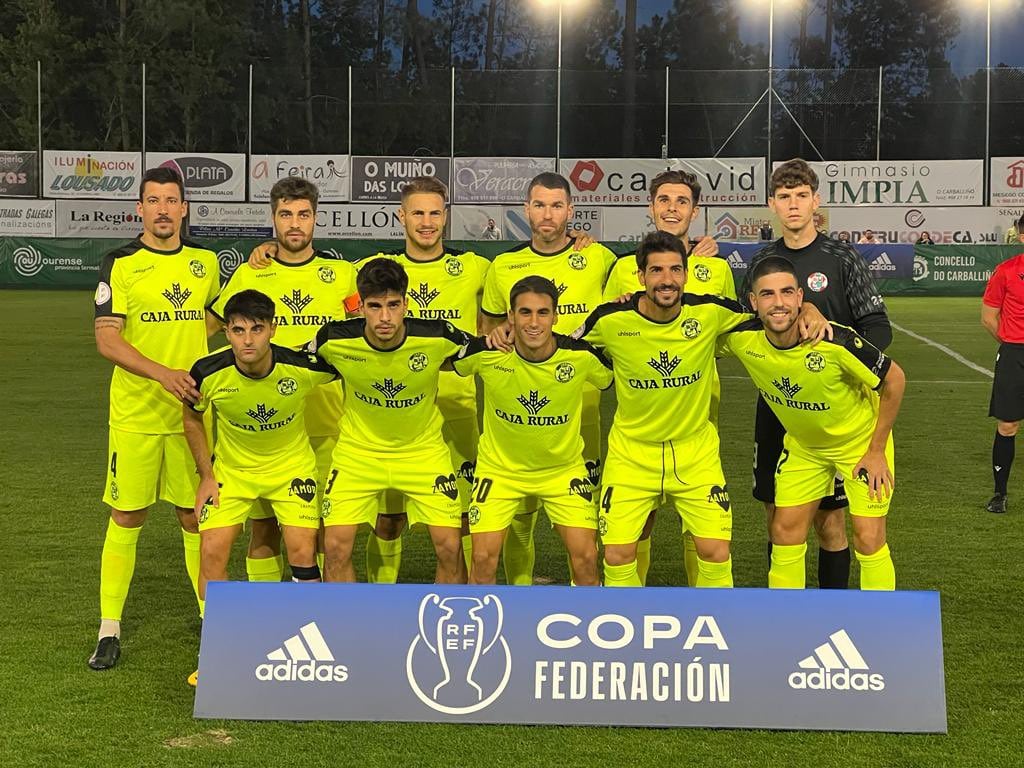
[195,583,945,732]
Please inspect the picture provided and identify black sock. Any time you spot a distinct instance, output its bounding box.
[993,432,1014,495]
[766,541,773,569]
[818,547,851,589]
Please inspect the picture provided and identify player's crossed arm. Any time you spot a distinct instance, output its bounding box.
[94,316,200,404]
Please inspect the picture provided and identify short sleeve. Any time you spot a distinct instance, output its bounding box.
[583,344,614,390]
[450,337,487,377]
[94,254,127,318]
[836,329,891,390]
[481,262,507,317]
[983,264,1007,309]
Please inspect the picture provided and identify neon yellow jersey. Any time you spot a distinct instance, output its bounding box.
[482,239,616,335]
[720,322,892,451]
[603,252,737,301]
[359,248,490,409]
[451,335,613,471]
[95,237,219,434]
[310,318,471,453]
[189,345,338,472]
[211,252,358,437]
[576,293,751,443]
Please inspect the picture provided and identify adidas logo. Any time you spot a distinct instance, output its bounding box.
[254,622,349,683]
[869,252,898,272]
[788,629,884,692]
[727,251,747,269]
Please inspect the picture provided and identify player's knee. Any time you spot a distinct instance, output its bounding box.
[852,523,886,555]
[813,508,848,548]
[175,507,199,533]
[997,421,1020,437]
[433,532,462,563]
[249,518,282,555]
[290,563,321,582]
[694,538,730,563]
[111,508,147,528]
[603,544,636,567]
[770,516,805,546]
[570,551,600,585]
[375,514,406,539]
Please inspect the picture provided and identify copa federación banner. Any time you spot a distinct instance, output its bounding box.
[797,160,984,206]
[42,151,141,199]
[194,583,945,732]
[451,158,555,204]
[990,157,1024,207]
[250,155,350,202]
[350,157,452,203]
[558,158,766,207]
[146,153,246,201]
[0,151,38,197]
[0,200,55,236]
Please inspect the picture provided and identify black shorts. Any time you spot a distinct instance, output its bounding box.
[752,396,847,510]
[989,343,1024,422]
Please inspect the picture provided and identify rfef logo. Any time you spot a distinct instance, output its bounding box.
[254,622,349,683]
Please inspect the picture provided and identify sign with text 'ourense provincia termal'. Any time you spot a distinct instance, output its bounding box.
[195,583,945,732]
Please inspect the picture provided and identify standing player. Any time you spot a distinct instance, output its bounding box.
[89,166,220,670]
[981,238,1024,513]
[358,176,491,583]
[575,231,752,587]
[742,159,892,589]
[722,257,905,589]
[211,177,359,582]
[310,259,470,583]
[602,169,733,586]
[452,276,613,586]
[481,172,617,585]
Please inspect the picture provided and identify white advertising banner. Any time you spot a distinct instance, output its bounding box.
[56,200,141,237]
[451,158,555,203]
[316,204,405,239]
[146,153,246,201]
[826,206,1001,244]
[449,205,610,241]
[249,155,350,202]
[797,160,984,206]
[990,157,1024,207]
[188,202,272,238]
[558,158,766,206]
[43,151,141,199]
[0,199,56,236]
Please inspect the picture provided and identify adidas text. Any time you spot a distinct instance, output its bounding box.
[788,669,884,691]
[255,660,349,683]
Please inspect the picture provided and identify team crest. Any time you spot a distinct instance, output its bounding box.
[109,479,119,502]
[468,506,481,526]
[409,352,429,372]
[318,266,336,284]
[598,516,608,536]
[189,259,207,278]
[805,351,826,372]
[853,337,864,349]
[693,264,711,282]
[321,499,332,519]
[555,362,575,382]
[445,258,464,277]
[568,253,587,271]
[681,318,702,339]
[277,377,298,395]
[807,272,828,292]
[198,504,209,524]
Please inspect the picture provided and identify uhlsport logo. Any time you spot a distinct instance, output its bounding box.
[869,252,898,273]
[255,622,349,683]
[788,628,884,692]
[406,593,512,714]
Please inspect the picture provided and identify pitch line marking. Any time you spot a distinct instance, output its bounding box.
[890,322,993,379]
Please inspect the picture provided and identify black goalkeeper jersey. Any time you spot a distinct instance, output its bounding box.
[742,233,892,350]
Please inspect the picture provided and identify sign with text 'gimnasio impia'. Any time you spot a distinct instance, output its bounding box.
[195,583,945,732]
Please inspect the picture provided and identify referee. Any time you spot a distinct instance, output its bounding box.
[981,228,1024,513]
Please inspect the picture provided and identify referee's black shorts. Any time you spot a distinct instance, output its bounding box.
[752,395,847,511]
[989,342,1024,422]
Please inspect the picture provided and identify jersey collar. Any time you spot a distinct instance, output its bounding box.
[233,345,278,379]
[273,251,319,268]
[528,237,576,258]
[135,236,184,256]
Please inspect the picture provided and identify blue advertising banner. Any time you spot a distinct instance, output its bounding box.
[195,583,946,732]
[857,243,915,279]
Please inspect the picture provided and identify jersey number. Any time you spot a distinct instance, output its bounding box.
[472,477,493,503]
[324,469,339,495]
[776,449,790,475]
[601,487,614,515]
[110,452,118,477]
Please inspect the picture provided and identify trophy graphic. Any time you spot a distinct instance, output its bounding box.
[406,593,512,715]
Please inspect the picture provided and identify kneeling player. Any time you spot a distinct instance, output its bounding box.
[309,259,471,583]
[451,276,613,585]
[183,290,336,604]
[720,256,906,589]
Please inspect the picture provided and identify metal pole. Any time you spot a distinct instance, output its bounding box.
[141,62,146,160]
[555,1,562,163]
[36,60,42,194]
[348,65,353,155]
[875,65,882,161]
[767,0,773,176]
[247,64,253,158]
[985,0,991,203]
[663,66,669,158]
[450,67,456,164]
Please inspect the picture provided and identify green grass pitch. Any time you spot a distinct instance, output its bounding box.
[2,292,1022,766]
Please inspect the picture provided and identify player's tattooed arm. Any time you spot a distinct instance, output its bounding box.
[247,240,278,270]
[853,360,906,501]
[183,403,219,515]
[94,319,200,403]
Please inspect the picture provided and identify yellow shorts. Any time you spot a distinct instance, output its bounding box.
[199,461,321,532]
[248,433,338,522]
[102,427,197,510]
[468,460,598,533]
[599,425,733,545]
[322,440,462,529]
[775,433,895,518]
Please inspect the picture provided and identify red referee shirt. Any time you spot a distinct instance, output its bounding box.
[983,253,1024,343]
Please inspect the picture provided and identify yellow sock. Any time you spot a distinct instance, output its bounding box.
[769,542,807,588]
[316,551,325,572]
[246,555,283,582]
[366,534,402,584]
[696,556,733,588]
[856,543,895,591]
[182,530,202,612]
[636,537,652,586]
[198,597,205,619]
[603,559,642,587]
[503,512,537,586]
[462,534,473,572]
[682,533,699,587]
[99,519,142,621]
